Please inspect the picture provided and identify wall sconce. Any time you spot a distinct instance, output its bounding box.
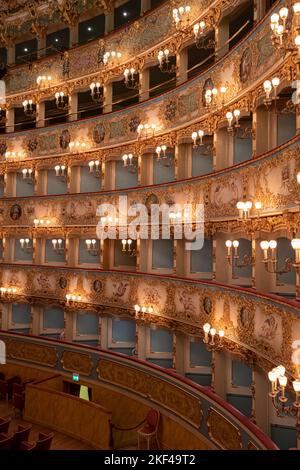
[37,75,52,88]
[260,240,293,275]
[21,168,34,182]
[270,5,300,52]
[69,141,87,153]
[226,109,240,132]
[0,286,17,298]
[20,238,32,253]
[137,123,156,139]
[225,240,253,278]
[157,49,176,73]
[156,145,167,161]
[122,153,134,167]
[172,5,191,30]
[54,165,66,178]
[124,68,139,90]
[52,238,65,255]
[85,239,99,256]
[263,77,280,107]
[121,239,137,257]
[291,238,300,267]
[193,21,206,46]
[134,304,154,319]
[5,151,25,160]
[203,323,224,350]
[33,219,51,227]
[191,130,204,147]
[90,82,104,103]
[66,293,82,305]
[103,51,122,66]
[88,160,101,176]
[55,92,68,109]
[22,99,35,116]
[236,200,262,219]
[268,365,300,419]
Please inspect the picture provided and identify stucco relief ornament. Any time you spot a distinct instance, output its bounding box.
[239,47,252,84]
[203,297,212,315]
[128,116,141,133]
[202,78,214,107]
[164,100,177,121]
[112,281,128,299]
[97,39,106,66]
[93,123,105,144]
[27,138,38,153]
[0,142,7,156]
[62,51,70,78]
[59,129,70,149]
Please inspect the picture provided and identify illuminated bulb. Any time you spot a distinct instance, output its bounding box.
[279,7,288,19]
[236,201,245,210]
[291,239,300,250]
[295,35,300,46]
[232,240,239,248]
[271,77,280,88]
[294,3,300,14]
[278,375,287,387]
[268,370,277,383]
[269,240,277,250]
[255,201,262,210]
[260,241,270,250]
[225,240,232,248]
[270,13,279,24]
[203,323,211,334]
[219,330,225,338]
[245,201,252,210]
[263,80,272,92]
[293,380,300,392]
[210,328,216,337]
[134,304,140,312]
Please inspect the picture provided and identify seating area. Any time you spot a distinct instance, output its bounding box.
[0,422,53,450]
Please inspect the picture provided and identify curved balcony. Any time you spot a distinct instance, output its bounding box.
[0,266,299,378]
[0,331,278,450]
[0,2,284,150]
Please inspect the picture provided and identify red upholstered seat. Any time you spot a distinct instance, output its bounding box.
[12,424,32,450]
[137,409,160,449]
[0,432,14,450]
[0,380,9,400]
[12,392,25,417]
[0,417,11,434]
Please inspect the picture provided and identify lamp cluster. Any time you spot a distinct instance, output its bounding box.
[0,287,17,297]
[268,365,300,408]
[22,99,35,116]
[157,49,176,73]
[88,160,101,175]
[33,218,51,227]
[137,123,157,138]
[103,51,122,66]
[69,141,87,153]
[191,130,204,147]
[19,238,31,252]
[236,200,262,219]
[205,86,227,108]
[203,323,224,348]
[55,92,68,109]
[66,294,82,304]
[122,239,134,252]
[155,145,167,160]
[263,77,280,107]
[85,239,99,256]
[134,304,153,315]
[270,4,300,51]
[54,165,66,177]
[5,151,25,160]
[21,168,33,180]
[36,75,52,87]
[172,5,191,30]
[90,82,103,103]
[124,68,139,89]
[52,238,64,254]
[225,109,240,131]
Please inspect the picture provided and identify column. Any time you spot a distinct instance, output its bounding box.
[252,109,257,157]
[139,67,150,102]
[253,366,269,435]
[69,24,78,47]
[215,127,232,170]
[176,239,188,277]
[36,101,45,128]
[0,303,10,330]
[254,0,266,22]
[37,35,46,58]
[215,235,232,284]
[176,48,188,86]
[64,308,74,342]
[177,142,192,179]
[7,45,15,66]
[103,82,112,113]
[141,0,151,14]
[6,107,14,133]
[69,92,78,122]
[215,18,229,59]
[296,104,300,134]
[100,316,108,349]
[140,152,153,185]
[175,332,185,375]
[136,322,147,360]
[213,350,227,399]
[174,143,179,180]
[31,305,41,336]
[105,10,114,34]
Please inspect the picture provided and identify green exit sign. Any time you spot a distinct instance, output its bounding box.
[72,373,80,382]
